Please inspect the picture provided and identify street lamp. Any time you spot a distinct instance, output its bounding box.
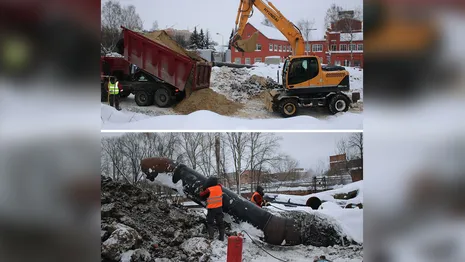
[216,32,224,62]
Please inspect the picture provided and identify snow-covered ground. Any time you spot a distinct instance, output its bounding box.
[102,63,363,130]
[101,104,363,130]
[207,220,363,262]
[266,181,363,207]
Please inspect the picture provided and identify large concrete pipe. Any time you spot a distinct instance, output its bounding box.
[141,158,356,247]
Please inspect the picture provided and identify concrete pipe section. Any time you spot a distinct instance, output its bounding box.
[140,157,356,247]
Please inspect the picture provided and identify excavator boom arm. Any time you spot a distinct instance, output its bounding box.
[231,0,305,56]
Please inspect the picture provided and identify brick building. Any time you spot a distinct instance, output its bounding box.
[231,19,363,68]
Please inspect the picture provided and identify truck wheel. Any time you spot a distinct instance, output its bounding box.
[278,99,298,118]
[154,88,173,108]
[328,94,350,114]
[135,90,153,106]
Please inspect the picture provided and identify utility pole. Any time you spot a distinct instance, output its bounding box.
[216,32,224,62]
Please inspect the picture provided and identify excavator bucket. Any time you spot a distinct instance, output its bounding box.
[264,89,280,112]
[236,32,259,53]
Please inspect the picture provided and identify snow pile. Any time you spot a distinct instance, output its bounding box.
[151,172,186,197]
[210,66,280,103]
[345,67,364,102]
[101,107,364,130]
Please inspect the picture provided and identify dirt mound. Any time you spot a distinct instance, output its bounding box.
[101,176,208,262]
[174,88,242,115]
[144,31,204,62]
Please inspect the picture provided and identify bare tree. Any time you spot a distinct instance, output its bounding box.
[101,1,124,53]
[198,133,216,177]
[120,133,146,184]
[271,154,299,191]
[324,4,343,30]
[101,1,143,53]
[179,133,204,170]
[226,133,250,194]
[102,137,131,183]
[296,19,316,54]
[151,21,159,31]
[247,133,281,192]
[120,5,144,31]
[348,133,363,162]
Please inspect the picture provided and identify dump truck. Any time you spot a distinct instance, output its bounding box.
[101,27,212,108]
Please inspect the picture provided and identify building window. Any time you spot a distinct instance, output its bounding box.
[274,44,278,51]
[269,43,273,51]
[357,44,363,51]
[349,44,356,51]
[254,57,262,63]
[245,58,251,65]
[335,60,341,66]
[288,46,291,52]
[234,57,241,64]
[279,45,283,52]
[354,60,361,67]
[330,44,337,51]
[312,44,323,52]
[235,48,238,52]
[256,44,262,51]
[305,44,310,52]
[340,44,348,51]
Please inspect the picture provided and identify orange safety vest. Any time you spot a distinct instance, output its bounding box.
[206,185,223,209]
[251,191,261,206]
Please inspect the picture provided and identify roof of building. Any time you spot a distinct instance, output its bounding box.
[247,21,326,42]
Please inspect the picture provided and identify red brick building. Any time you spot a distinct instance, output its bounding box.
[232,20,363,68]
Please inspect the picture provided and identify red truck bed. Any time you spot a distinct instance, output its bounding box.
[121,27,211,93]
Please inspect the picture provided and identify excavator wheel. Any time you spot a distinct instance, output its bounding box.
[278,98,299,118]
[328,94,350,115]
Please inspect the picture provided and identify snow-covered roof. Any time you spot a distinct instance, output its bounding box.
[341,32,363,41]
[248,21,287,41]
[248,21,325,42]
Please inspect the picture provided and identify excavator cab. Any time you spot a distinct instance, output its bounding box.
[233,32,259,52]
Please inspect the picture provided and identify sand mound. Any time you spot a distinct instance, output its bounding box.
[174,88,242,115]
[144,31,204,62]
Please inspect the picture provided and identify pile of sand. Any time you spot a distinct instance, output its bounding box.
[144,31,204,62]
[174,88,242,116]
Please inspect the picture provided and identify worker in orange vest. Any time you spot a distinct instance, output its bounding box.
[199,177,225,241]
[251,185,268,207]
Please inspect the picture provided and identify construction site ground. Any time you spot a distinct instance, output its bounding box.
[115,64,363,120]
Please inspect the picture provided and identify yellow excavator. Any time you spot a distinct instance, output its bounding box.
[230,0,360,117]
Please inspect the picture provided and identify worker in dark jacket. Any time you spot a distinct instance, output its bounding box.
[107,76,123,111]
[199,177,225,241]
[251,185,267,207]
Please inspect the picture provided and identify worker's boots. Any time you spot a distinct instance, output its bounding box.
[207,227,215,240]
[218,228,225,241]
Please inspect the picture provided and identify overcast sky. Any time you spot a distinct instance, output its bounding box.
[111,0,362,47]
[277,132,352,170]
